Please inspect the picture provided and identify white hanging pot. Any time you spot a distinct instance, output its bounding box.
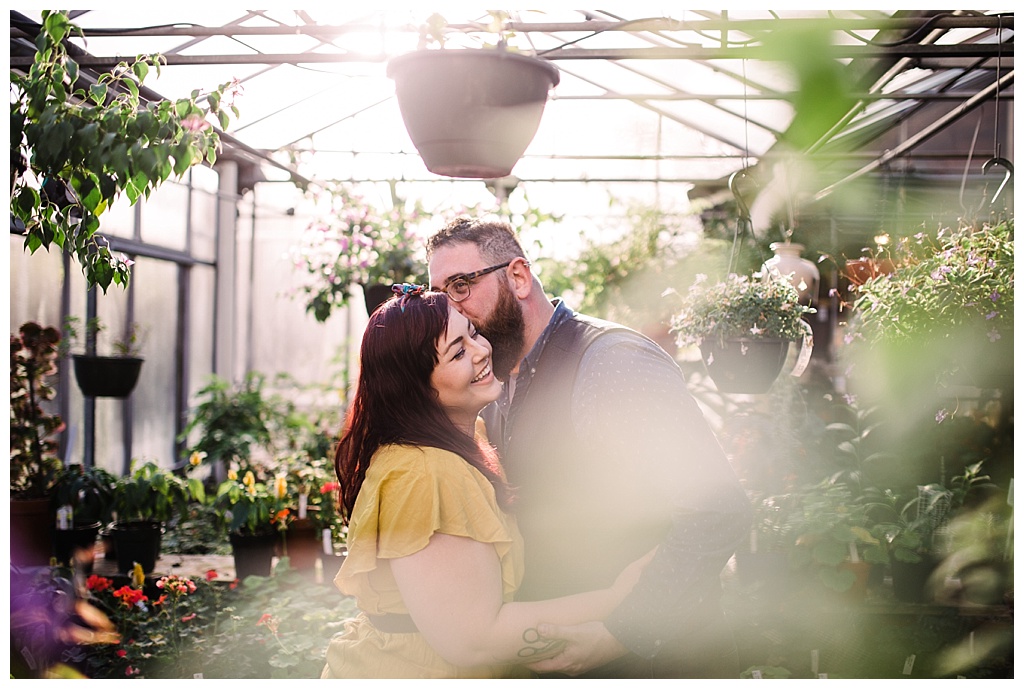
[387,48,560,179]
[761,242,820,307]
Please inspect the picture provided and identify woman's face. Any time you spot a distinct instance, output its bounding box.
[430,305,501,432]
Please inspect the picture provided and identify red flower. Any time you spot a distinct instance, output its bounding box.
[154,594,168,606]
[112,586,148,608]
[205,569,218,582]
[257,613,273,626]
[320,482,340,494]
[116,649,127,658]
[181,613,197,622]
[270,508,290,524]
[86,574,113,592]
[230,579,239,589]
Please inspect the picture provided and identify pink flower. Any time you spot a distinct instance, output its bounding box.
[181,613,197,622]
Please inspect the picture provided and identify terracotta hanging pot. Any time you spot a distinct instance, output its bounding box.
[387,48,560,178]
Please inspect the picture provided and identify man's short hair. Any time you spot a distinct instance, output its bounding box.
[426,217,526,264]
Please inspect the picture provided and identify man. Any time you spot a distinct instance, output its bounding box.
[426,217,752,678]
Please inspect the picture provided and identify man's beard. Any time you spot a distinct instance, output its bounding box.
[478,279,526,382]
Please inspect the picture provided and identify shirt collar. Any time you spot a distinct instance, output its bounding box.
[519,298,573,376]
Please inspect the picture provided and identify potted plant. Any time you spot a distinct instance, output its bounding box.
[864,461,997,603]
[62,316,147,398]
[110,460,203,574]
[215,469,291,579]
[846,220,1013,393]
[669,271,816,393]
[290,182,429,320]
[787,477,883,603]
[10,321,66,567]
[386,14,560,179]
[52,463,117,572]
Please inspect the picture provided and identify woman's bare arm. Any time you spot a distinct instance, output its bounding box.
[389,532,651,668]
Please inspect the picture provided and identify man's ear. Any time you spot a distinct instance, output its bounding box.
[507,258,534,298]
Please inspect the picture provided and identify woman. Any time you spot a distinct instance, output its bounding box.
[321,285,650,679]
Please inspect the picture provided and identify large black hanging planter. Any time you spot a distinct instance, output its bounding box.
[72,355,144,398]
[699,338,791,394]
[387,48,560,179]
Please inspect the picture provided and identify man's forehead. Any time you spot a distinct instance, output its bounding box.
[428,243,483,285]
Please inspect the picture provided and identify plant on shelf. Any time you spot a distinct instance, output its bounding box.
[109,460,204,573]
[215,468,292,579]
[10,321,65,500]
[290,181,429,321]
[180,372,305,479]
[787,476,884,596]
[669,271,815,393]
[845,220,1013,394]
[10,321,66,566]
[10,10,239,291]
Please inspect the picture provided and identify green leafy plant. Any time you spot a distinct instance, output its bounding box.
[669,271,815,349]
[10,321,65,500]
[214,469,291,537]
[181,372,308,477]
[10,10,239,291]
[849,220,1013,345]
[53,464,117,526]
[62,315,146,358]
[112,460,204,524]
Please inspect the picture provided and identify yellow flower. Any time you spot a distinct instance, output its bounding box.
[189,451,207,467]
[131,562,145,588]
[227,468,238,481]
[274,475,288,500]
[242,471,256,488]
[246,483,257,497]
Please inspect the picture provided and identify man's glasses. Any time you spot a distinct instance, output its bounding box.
[441,260,516,302]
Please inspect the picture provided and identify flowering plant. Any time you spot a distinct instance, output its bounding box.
[214,469,291,536]
[847,220,1013,346]
[291,184,428,322]
[669,271,815,349]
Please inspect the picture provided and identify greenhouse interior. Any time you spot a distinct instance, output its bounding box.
[8,8,1015,680]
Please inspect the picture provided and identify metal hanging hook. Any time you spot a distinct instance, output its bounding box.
[728,167,756,222]
[981,157,1013,206]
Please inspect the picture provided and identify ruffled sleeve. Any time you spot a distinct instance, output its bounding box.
[336,444,522,613]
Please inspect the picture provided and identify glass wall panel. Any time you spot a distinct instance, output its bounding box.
[139,180,189,250]
[187,265,216,406]
[190,186,218,262]
[9,235,64,332]
[128,257,180,470]
[98,193,137,239]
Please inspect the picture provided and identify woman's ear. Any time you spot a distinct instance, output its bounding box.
[507,257,534,298]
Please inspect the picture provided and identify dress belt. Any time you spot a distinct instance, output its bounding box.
[367,613,419,634]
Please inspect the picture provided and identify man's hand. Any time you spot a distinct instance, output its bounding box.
[524,621,628,676]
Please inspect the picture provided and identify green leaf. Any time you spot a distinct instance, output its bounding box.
[89,82,108,106]
[133,60,149,83]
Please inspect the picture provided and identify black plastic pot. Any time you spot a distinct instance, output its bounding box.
[230,531,278,579]
[53,521,102,573]
[110,520,162,574]
[72,355,144,398]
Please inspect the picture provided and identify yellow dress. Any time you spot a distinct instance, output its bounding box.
[320,444,531,679]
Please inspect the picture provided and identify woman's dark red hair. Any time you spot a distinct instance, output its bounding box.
[334,290,511,520]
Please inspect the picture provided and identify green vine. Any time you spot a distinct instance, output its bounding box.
[10,10,239,291]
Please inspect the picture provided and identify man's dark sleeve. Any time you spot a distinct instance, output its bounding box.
[573,335,752,658]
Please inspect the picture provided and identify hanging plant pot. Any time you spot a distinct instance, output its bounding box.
[387,48,560,178]
[362,283,395,316]
[230,531,278,580]
[699,338,791,394]
[72,355,144,398]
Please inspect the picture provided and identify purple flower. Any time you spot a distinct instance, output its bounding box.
[935,409,949,424]
[990,290,1000,302]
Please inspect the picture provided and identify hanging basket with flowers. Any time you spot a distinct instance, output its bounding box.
[670,272,816,393]
[290,183,428,322]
